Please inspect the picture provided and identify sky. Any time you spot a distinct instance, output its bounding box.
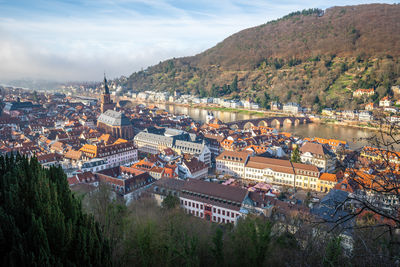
[0,0,396,82]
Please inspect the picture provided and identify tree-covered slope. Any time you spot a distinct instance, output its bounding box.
[0,155,112,266]
[126,4,400,110]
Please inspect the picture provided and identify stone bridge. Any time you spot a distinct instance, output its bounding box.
[226,117,310,130]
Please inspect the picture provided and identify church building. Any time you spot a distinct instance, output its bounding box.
[97,75,134,139]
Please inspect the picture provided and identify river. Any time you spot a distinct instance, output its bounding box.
[147,103,380,150]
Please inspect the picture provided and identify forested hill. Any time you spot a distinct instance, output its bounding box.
[126,4,400,110]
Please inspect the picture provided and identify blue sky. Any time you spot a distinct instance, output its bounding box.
[0,0,396,81]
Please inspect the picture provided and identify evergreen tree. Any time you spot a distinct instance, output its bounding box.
[231,75,238,93]
[229,216,272,267]
[323,237,343,267]
[290,146,301,163]
[0,154,112,267]
[162,194,180,209]
[211,227,224,266]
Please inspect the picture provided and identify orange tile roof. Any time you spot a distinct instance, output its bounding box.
[79,144,98,157]
[279,132,292,138]
[98,134,115,144]
[311,137,347,147]
[244,145,268,154]
[131,159,154,170]
[319,173,338,182]
[362,146,400,158]
[208,123,221,129]
[150,166,164,174]
[114,138,128,144]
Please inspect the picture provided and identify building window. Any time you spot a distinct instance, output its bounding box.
[196,203,199,209]
[213,208,216,213]
[226,211,230,217]
[222,210,225,216]
[213,216,216,221]
[218,209,220,214]
[200,204,203,209]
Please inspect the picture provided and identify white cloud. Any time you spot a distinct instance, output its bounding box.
[0,13,269,81]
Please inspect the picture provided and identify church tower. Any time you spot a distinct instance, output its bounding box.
[100,74,115,113]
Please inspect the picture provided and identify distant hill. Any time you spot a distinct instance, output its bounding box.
[126,4,400,110]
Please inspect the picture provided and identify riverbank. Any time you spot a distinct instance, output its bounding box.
[316,118,387,133]
[116,96,290,118]
[118,96,388,136]
[190,105,276,117]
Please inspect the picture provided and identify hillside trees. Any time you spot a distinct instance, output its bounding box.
[0,154,112,266]
[126,4,400,110]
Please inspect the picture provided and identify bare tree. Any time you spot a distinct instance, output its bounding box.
[323,114,400,259]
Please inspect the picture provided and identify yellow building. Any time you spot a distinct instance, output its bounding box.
[317,173,338,193]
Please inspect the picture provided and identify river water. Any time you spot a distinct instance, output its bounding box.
[148,103,379,150]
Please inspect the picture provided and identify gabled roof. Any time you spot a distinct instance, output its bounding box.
[64,149,83,160]
[300,142,331,156]
[183,157,208,173]
[182,179,247,204]
[37,153,62,163]
[97,110,131,126]
[67,176,80,186]
[98,134,116,144]
[153,177,184,190]
[76,171,97,183]
[216,150,250,164]
[319,173,338,182]
[246,156,295,174]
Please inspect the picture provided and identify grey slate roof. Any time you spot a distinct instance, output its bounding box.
[3,101,39,112]
[175,140,205,154]
[97,110,131,126]
[320,189,349,208]
[134,131,206,154]
[134,132,174,146]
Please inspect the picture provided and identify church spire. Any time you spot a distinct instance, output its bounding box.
[103,73,110,94]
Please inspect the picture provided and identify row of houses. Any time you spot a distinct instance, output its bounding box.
[79,138,138,169]
[216,151,338,192]
[131,91,261,110]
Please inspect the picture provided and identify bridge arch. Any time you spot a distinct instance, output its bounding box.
[243,122,255,130]
[283,118,293,125]
[258,120,269,127]
[270,118,281,127]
